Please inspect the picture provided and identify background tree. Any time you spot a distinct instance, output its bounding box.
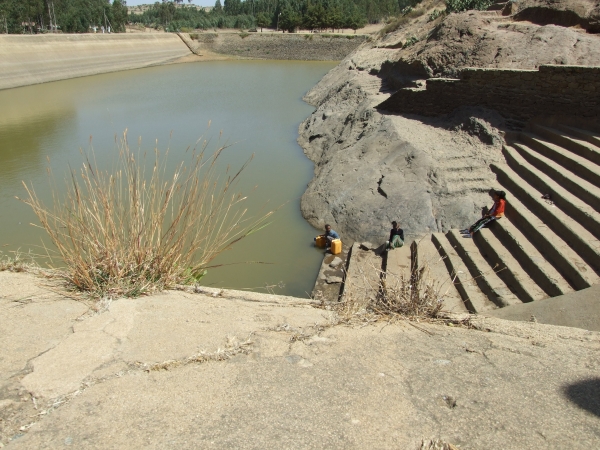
[112,0,128,32]
[256,11,270,30]
[279,6,300,32]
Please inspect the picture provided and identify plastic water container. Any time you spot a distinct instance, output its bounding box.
[331,239,342,255]
[315,235,326,248]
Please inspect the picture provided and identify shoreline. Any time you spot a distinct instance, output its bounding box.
[0,32,366,91]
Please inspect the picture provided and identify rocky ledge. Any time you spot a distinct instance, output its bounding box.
[297,0,600,244]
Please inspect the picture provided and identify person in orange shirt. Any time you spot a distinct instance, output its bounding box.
[462,190,506,238]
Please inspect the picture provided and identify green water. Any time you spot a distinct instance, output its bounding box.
[0,60,336,297]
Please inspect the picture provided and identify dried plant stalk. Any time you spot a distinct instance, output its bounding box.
[20,132,272,298]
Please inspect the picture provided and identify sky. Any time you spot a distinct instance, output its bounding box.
[127,0,215,7]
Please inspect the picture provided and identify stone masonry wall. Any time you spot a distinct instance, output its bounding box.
[377,65,600,123]
[193,32,368,61]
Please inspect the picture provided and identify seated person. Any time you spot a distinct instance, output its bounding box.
[316,224,339,249]
[462,190,506,237]
[386,221,404,250]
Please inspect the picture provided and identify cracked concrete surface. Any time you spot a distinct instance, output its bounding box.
[2,272,600,449]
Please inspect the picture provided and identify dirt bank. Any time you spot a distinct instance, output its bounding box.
[191,32,368,61]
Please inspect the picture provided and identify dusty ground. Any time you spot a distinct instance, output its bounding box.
[1,271,599,449]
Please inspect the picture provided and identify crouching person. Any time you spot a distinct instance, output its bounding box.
[385,221,404,251]
[315,224,340,249]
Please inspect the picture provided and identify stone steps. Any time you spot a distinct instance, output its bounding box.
[519,132,600,188]
[557,124,600,148]
[392,123,599,314]
[414,238,467,313]
[502,145,600,242]
[510,142,600,214]
[342,243,382,301]
[532,124,600,166]
[489,218,574,297]
[446,229,521,308]
[344,123,600,316]
[498,189,598,290]
[492,162,600,276]
[474,228,548,303]
[431,233,495,313]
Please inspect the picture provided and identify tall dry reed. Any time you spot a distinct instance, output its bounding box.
[21,132,272,298]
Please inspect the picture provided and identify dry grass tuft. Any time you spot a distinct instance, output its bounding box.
[376,263,445,318]
[333,251,472,328]
[20,132,273,299]
[0,250,37,273]
[337,262,446,322]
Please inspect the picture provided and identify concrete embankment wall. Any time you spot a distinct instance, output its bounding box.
[193,32,368,61]
[378,65,600,123]
[0,34,191,91]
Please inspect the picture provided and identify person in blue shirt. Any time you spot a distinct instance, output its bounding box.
[317,224,339,249]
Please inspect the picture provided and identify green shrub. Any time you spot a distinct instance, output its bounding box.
[239,31,250,38]
[427,9,446,22]
[403,36,419,48]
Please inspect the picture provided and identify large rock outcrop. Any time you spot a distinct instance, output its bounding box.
[298,0,600,243]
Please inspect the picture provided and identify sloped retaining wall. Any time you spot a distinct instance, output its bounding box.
[194,32,367,61]
[377,65,600,123]
[0,34,191,91]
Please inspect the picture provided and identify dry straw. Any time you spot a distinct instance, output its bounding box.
[20,131,273,299]
[338,262,446,322]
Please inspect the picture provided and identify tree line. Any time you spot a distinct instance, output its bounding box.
[0,0,127,34]
[129,0,421,33]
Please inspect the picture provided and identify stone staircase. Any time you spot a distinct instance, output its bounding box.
[340,123,600,314]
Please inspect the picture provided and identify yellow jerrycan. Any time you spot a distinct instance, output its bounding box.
[315,235,327,248]
[330,239,342,255]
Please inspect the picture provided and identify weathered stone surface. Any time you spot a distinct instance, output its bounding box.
[328,256,343,268]
[2,273,600,449]
[298,4,600,243]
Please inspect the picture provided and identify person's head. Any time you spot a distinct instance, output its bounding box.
[391,221,398,229]
[494,190,506,201]
[325,224,331,232]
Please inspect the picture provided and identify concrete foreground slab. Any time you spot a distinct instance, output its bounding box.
[1,272,599,449]
[487,285,600,332]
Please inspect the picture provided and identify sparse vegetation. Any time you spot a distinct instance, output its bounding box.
[403,35,419,48]
[428,8,446,22]
[0,250,36,273]
[379,6,426,36]
[445,0,493,13]
[336,262,451,322]
[21,133,273,299]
